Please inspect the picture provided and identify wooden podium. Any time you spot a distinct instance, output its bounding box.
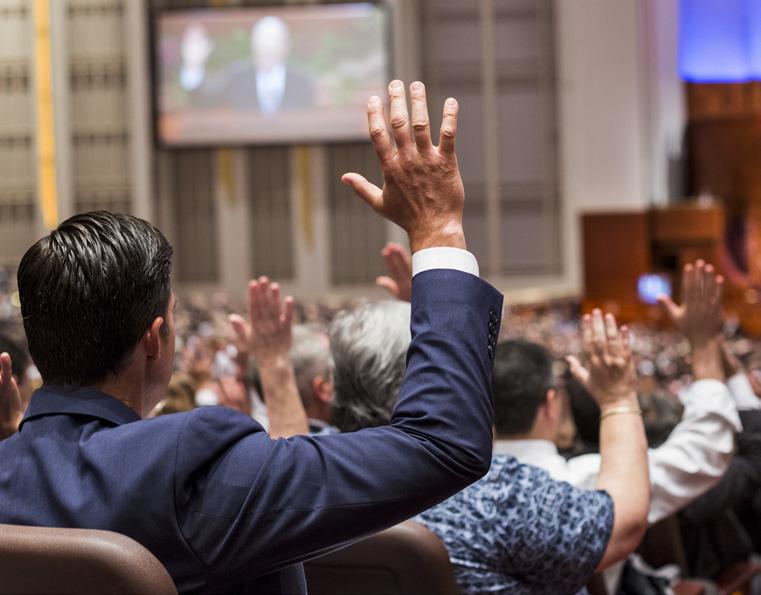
[582,204,724,325]
[582,203,761,333]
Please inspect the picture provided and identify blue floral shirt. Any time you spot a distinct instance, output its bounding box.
[416,454,614,595]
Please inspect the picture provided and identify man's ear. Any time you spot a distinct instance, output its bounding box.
[545,388,561,418]
[144,317,165,360]
[312,374,333,404]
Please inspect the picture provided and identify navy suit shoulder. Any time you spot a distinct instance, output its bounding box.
[0,269,503,595]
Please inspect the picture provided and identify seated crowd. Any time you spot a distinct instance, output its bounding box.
[0,80,760,595]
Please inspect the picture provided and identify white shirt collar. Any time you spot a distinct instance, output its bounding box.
[494,438,559,460]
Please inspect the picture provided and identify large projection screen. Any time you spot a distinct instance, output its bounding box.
[154,3,389,146]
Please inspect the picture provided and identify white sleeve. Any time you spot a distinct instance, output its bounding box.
[647,379,740,524]
[726,373,761,411]
[411,247,480,278]
[564,453,603,490]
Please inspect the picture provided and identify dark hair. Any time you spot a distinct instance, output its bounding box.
[564,373,600,446]
[0,333,30,383]
[493,340,554,436]
[17,211,173,387]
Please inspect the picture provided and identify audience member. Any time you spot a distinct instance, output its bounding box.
[0,81,502,594]
[0,333,33,411]
[495,263,739,590]
[0,352,21,440]
[376,242,413,302]
[676,338,761,579]
[495,262,738,522]
[288,324,336,434]
[151,372,197,416]
[329,301,650,594]
[330,300,410,432]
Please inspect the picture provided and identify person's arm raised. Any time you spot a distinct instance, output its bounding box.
[658,260,724,381]
[176,82,500,579]
[228,277,308,438]
[0,352,23,440]
[568,310,649,570]
[638,261,741,523]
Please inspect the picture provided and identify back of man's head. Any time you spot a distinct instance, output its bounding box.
[493,340,554,436]
[290,324,332,409]
[17,211,173,387]
[329,300,411,432]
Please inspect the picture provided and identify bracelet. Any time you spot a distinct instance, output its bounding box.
[600,406,642,421]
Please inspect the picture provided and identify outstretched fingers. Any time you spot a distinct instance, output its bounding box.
[282,296,295,328]
[388,80,412,151]
[604,313,623,357]
[590,309,607,359]
[439,97,459,157]
[409,81,433,153]
[366,95,393,164]
[0,353,11,389]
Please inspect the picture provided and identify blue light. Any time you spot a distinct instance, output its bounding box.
[679,0,761,82]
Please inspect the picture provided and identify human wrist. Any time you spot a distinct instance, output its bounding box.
[254,351,291,370]
[409,220,466,252]
[598,393,638,413]
[691,340,724,381]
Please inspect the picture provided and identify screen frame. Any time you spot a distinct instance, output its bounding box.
[149,1,393,149]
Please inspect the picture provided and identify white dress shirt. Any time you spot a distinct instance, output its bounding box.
[412,247,480,278]
[494,378,741,525]
[727,372,761,411]
[256,63,287,115]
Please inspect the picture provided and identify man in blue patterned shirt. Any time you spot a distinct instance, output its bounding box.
[330,306,650,594]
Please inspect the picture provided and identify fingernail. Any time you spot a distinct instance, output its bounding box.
[390,80,403,91]
[410,81,423,92]
[368,95,381,106]
[446,98,457,107]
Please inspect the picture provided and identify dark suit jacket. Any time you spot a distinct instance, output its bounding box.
[205,60,313,112]
[679,409,761,577]
[0,269,502,594]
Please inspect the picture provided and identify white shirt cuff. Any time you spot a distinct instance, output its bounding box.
[411,247,480,278]
[727,373,761,411]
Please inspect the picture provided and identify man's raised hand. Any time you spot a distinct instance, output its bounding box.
[657,260,724,346]
[229,276,294,365]
[376,242,412,302]
[0,352,23,440]
[568,310,638,408]
[342,80,466,253]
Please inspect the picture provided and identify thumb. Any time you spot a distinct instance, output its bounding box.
[656,294,680,322]
[228,314,250,344]
[376,276,400,298]
[566,356,590,386]
[342,173,383,211]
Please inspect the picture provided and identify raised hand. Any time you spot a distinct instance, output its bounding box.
[567,310,637,408]
[342,80,466,253]
[215,376,252,417]
[228,277,294,365]
[657,260,724,346]
[376,242,412,302]
[0,352,23,439]
[229,277,307,437]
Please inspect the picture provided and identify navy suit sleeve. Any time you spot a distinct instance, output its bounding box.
[173,269,502,579]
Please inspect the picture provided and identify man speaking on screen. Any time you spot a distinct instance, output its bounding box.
[224,16,313,113]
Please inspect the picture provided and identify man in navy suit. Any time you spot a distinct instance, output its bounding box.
[0,80,503,594]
